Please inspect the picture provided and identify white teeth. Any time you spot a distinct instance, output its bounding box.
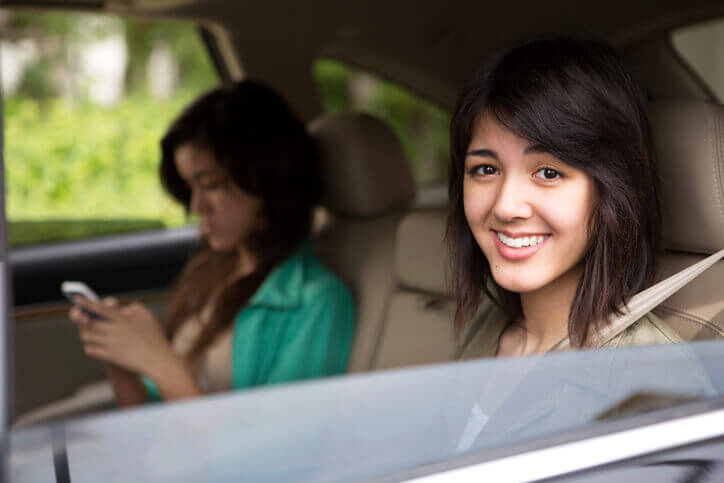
[497,232,548,248]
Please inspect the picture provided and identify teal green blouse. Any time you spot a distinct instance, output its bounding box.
[144,241,355,401]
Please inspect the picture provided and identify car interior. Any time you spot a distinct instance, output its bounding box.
[3,0,724,429]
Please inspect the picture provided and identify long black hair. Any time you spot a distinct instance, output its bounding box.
[160,80,321,356]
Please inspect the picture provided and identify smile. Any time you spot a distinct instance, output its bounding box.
[496,232,550,248]
[491,230,551,261]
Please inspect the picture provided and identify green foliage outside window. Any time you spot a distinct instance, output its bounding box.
[3,13,451,248]
[2,12,217,247]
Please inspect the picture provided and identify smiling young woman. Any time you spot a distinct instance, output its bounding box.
[447,37,681,357]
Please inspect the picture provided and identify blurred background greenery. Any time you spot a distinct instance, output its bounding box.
[1,10,449,248]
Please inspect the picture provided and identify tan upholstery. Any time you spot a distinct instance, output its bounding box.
[650,100,724,254]
[654,253,724,340]
[650,100,724,340]
[374,208,457,370]
[395,208,449,294]
[310,112,416,218]
[316,214,407,372]
[310,112,416,372]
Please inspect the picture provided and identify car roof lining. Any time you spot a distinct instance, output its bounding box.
[1,0,723,118]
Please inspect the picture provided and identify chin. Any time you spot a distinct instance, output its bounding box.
[490,269,546,294]
[206,237,233,252]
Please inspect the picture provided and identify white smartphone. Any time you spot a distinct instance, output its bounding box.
[61,281,103,319]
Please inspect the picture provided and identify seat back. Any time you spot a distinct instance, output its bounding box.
[309,112,416,373]
[373,207,456,370]
[649,100,724,339]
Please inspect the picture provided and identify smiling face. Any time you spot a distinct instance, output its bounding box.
[174,142,263,252]
[463,111,595,294]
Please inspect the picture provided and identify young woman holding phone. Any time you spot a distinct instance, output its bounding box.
[71,81,355,405]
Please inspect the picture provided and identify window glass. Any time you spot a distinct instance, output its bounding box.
[0,11,218,247]
[671,17,724,100]
[313,58,450,186]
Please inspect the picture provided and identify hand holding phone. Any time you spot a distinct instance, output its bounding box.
[61,281,103,319]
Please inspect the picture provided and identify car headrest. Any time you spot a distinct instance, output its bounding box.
[309,112,415,218]
[650,100,724,254]
[395,208,449,294]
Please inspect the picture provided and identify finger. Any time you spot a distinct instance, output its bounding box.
[83,343,107,360]
[102,297,120,308]
[69,306,92,325]
[80,327,108,345]
[74,297,121,321]
[81,320,112,336]
[120,304,139,317]
[121,301,151,320]
[79,328,107,346]
[123,301,146,314]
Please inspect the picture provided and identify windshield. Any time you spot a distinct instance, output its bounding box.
[9,340,723,482]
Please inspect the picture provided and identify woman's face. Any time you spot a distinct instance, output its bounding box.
[174,142,263,252]
[463,111,594,294]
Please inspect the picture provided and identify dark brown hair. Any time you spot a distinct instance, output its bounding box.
[160,80,321,357]
[447,37,661,346]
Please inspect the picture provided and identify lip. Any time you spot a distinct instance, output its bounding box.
[200,222,213,235]
[494,229,551,238]
[491,229,550,261]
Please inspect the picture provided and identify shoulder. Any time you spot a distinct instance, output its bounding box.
[457,298,508,360]
[299,250,354,308]
[602,311,683,349]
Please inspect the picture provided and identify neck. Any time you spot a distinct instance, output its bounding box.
[234,245,258,279]
[518,265,582,352]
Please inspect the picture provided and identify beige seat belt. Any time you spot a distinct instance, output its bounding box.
[586,248,724,347]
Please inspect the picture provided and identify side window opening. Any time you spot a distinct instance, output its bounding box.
[0,11,219,248]
[313,58,450,187]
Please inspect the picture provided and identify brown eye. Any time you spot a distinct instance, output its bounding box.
[468,164,499,177]
[198,175,226,191]
[534,167,562,181]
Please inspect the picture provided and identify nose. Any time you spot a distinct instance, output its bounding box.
[492,175,533,222]
[189,187,210,216]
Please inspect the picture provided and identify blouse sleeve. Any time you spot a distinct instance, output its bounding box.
[142,375,163,402]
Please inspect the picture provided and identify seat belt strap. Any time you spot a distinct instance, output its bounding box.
[588,248,724,347]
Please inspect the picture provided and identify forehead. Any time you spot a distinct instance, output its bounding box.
[468,111,530,153]
[174,143,222,178]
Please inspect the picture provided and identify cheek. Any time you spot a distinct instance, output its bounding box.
[536,182,593,246]
[226,193,263,230]
[463,180,496,227]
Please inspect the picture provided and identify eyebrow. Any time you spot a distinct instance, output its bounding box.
[191,168,223,181]
[466,144,550,159]
[523,144,550,155]
[467,148,498,160]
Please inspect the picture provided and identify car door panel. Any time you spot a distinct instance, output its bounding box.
[10,227,200,422]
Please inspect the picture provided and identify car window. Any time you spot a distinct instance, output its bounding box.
[671,17,724,101]
[9,341,724,481]
[313,58,450,186]
[0,11,218,248]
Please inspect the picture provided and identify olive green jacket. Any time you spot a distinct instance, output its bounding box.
[458,298,682,360]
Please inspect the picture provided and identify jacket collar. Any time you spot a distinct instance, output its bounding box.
[248,241,312,310]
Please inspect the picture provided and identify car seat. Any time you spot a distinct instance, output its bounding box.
[310,112,417,373]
